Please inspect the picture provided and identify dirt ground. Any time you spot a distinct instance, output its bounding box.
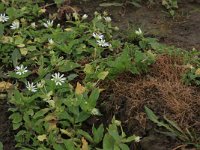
[0,96,15,150]
[78,0,200,50]
[98,55,200,149]
[0,0,200,150]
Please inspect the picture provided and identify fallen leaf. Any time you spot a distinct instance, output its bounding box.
[195,68,200,76]
[37,134,47,142]
[60,129,74,137]
[44,114,57,132]
[75,82,86,95]
[0,81,13,91]
[20,48,28,56]
[81,137,88,150]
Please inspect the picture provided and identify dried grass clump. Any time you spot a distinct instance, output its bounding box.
[101,55,200,133]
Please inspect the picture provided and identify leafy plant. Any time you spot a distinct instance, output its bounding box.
[162,0,178,16]
[102,117,140,150]
[145,106,200,147]
[0,142,3,150]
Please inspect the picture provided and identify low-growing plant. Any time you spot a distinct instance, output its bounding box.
[0,1,150,149]
[145,106,200,148]
[0,142,3,150]
[162,0,178,16]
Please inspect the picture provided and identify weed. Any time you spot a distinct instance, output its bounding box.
[145,106,200,147]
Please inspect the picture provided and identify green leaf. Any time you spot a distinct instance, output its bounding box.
[13,122,23,130]
[103,134,115,150]
[99,2,123,7]
[88,88,100,108]
[108,129,121,142]
[119,144,129,150]
[58,60,80,72]
[75,112,90,123]
[0,24,4,37]
[33,108,50,119]
[6,7,17,19]
[53,144,65,150]
[164,116,185,135]
[134,50,145,63]
[0,3,4,12]
[84,64,94,74]
[114,145,120,150]
[11,49,21,67]
[54,0,65,6]
[121,135,137,143]
[127,1,141,7]
[0,141,3,150]
[9,112,22,124]
[67,74,78,81]
[97,71,109,80]
[14,36,24,45]
[77,129,94,143]
[145,106,176,133]
[93,124,104,144]
[144,106,159,124]
[63,140,76,150]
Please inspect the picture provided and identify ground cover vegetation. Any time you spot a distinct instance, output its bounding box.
[0,0,200,150]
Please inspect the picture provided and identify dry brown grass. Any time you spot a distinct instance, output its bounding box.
[100,55,200,134]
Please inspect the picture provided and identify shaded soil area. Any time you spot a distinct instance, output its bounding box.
[75,0,200,50]
[0,96,15,150]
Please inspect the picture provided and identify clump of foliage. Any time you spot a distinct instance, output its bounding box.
[145,106,200,148]
[0,0,156,149]
[161,0,178,16]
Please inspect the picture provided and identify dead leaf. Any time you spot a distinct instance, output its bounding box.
[195,68,200,76]
[81,137,88,150]
[44,114,58,132]
[75,82,86,95]
[37,134,47,142]
[0,81,13,92]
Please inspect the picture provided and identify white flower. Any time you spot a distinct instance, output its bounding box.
[104,16,112,22]
[26,82,37,92]
[97,39,110,47]
[15,65,28,75]
[43,20,53,28]
[72,12,79,20]
[135,28,143,36]
[82,14,88,20]
[92,33,104,40]
[57,23,60,28]
[91,108,101,115]
[51,72,66,86]
[37,80,45,88]
[48,38,54,44]
[97,15,102,20]
[134,136,141,142]
[10,20,20,30]
[31,22,36,28]
[0,13,9,22]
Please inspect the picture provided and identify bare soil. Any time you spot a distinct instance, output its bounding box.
[77,0,200,50]
[0,97,15,150]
